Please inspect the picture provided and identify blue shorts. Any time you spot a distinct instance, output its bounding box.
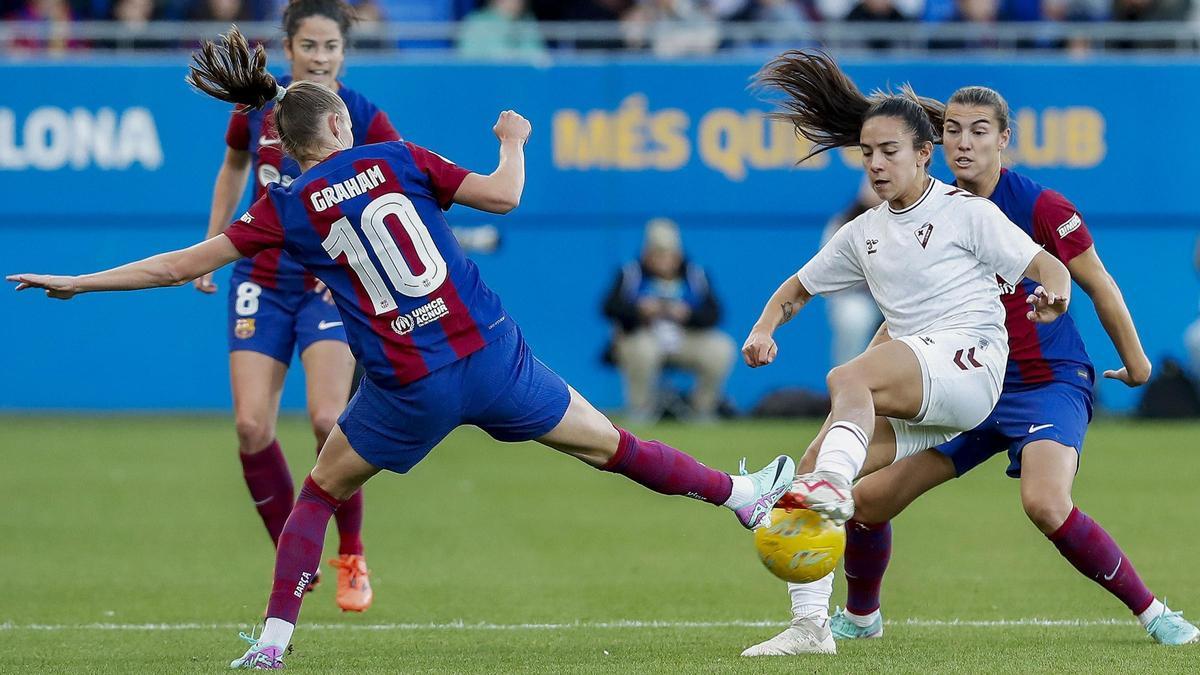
[227,278,347,363]
[934,380,1093,478]
[337,327,571,474]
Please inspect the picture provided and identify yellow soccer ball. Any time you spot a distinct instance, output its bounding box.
[753,508,846,583]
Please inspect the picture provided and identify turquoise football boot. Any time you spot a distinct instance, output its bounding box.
[1146,605,1200,646]
[830,606,884,640]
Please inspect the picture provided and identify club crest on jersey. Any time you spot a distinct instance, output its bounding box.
[234,318,256,339]
[865,238,879,255]
[390,297,451,335]
[915,222,934,249]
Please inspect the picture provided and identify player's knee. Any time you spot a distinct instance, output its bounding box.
[234,416,275,453]
[309,409,340,444]
[825,363,864,396]
[1022,492,1073,533]
[850,482,890,524]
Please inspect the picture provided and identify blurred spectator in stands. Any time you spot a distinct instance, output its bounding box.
[348,0,388,50]
[929,0,1000,49]
[603,218,735,423]
[6,0,83,53]
[529,0,634,49]
[187,0,249,21]
[622,0,721,56]
[95,0,174,50]
[818,0,921,22]
[845,0,911,49]
[823,179,883,366]
[1110,0,1192,49]
[724,0,811,49]
[457,0,548,59]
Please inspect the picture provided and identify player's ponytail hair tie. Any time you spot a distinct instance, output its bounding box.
[274,84,288,103]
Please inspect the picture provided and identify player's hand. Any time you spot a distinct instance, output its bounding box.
[1103,360,1152,387]
[193,272,217,294]
[493,110,531,146]
[7,273,81,300]
[742,330,778,368]
[1025,285,1068,323]
[313,280,334,305]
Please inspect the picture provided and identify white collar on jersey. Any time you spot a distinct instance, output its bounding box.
[888,177,938,215]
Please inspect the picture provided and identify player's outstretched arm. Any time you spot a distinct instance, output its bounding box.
[742,275,813,368]
[1021,250,1071,324]
[7,235,244,300]
[453,110,530,214]
[1066,246,1151,386]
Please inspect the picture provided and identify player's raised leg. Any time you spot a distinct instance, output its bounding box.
[536,386,794,529]
[789,340,923,525]
[230,351,292,546]
[1022,440,1199,645]
[300,338,372,613]
[231,425,381,669]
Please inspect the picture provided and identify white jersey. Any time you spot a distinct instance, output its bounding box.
[797,177,1042,345]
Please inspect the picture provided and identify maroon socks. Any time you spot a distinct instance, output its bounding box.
[239,440,295,545]
[268,476,342,624]
[318,443,365,556]
[1048,507,1154,614]
[602,428,732,505]
[843,519,892,616]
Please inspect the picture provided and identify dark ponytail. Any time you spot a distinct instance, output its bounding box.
[188,26,347,161]
[754,50,944,162]
[186,26,279,110]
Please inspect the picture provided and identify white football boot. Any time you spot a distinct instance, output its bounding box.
[788,471,854,526]
[740,616,837,656]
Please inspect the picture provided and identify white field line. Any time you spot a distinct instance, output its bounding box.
[0,618,1135,632]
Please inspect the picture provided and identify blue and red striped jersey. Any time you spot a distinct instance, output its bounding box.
[973,168,1095,390]
[224,76,400,291]
[224,141,512,388]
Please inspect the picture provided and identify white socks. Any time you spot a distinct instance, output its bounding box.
[1137,598,1167,628]
[723,474,755,508]
[845,608,880,627]
[788,572,834,623]
[260,617,295,651]
[814,421,869,483]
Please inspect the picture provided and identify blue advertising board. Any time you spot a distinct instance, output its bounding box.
[1,58,1196,413]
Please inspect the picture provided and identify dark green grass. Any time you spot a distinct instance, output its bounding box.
[2,417,1198,673]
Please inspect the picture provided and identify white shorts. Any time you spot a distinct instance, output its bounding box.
[889,330,1006,461]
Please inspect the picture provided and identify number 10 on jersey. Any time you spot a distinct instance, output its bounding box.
[321,192,448,314]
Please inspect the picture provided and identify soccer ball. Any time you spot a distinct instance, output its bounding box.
[753,508,846,583]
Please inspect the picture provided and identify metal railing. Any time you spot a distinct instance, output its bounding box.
[1,19,1197,55]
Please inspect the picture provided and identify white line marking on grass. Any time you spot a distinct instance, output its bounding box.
[0,618,1136,632]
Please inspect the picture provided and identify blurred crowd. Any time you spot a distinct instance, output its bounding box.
[2,0,1195,53]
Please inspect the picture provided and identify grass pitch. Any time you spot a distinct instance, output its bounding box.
[2,416,1198,673]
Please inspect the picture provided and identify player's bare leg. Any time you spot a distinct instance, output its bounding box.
[1022,440,1199,645]
[233,426,381,668]
[788,340,923,525]
[536,386,794,529]
[301,340,371,612]
[230,352,292,546]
